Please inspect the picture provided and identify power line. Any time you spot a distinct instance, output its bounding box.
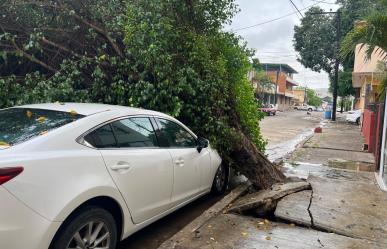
[231,0,327,32]
[289,0,304,18]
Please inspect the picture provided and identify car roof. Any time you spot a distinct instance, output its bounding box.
[15,103,167,116]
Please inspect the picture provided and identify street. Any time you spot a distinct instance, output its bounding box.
[118,110,323,249]
[260,110,323,161]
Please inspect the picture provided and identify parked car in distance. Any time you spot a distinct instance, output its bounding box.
[0,103,227,249]
[293,104,317,112]
[258,104,277,116]
[346,109,362,125]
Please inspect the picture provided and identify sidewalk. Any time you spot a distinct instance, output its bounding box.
[159,119,387,249]
[286,120,375,173]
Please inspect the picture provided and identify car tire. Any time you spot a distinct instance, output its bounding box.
[308,108,313,112]
[273,112,276,116]
[51,206,117,249]
[211,164,228,195]
[356,117,360,125]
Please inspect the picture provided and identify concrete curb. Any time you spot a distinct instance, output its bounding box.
[157,183,250,249]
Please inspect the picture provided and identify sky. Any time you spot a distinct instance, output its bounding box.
[225,0,340,89]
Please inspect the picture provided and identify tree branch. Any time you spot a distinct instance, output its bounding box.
[41,37,92,59]
[11,39,56,72]
[71,13,123,57]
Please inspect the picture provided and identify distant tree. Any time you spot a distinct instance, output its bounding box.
[328,70,355,112]
[293,0,379,102]
[294,86,323,107]
[306,88,323,107]
[253,71,275,103]
[293,6,336,74]
[251,58,275,104]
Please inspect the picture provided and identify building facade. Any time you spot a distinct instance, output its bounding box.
[352,43,384,110]
[261,63,299,111]
[293,88,307,106]
[352,41,386,189]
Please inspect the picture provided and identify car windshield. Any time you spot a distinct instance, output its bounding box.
[0,108,84,147]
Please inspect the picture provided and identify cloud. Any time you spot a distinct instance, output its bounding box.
[225,0,339,89]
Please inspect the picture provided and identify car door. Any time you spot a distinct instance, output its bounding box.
[83,117,174,224]
[155,118,211,206]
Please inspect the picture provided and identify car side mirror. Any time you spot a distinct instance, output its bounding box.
[197,137,209,153]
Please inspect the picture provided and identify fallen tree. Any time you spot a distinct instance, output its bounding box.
[0,0,284,189]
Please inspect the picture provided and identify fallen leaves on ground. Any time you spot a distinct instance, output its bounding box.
[241,232,249,237]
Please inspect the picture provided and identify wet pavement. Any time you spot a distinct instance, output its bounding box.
[171,213,384,249]
[277,171,387,244]
[260,110,325,162]
[286,116,375,175]
[118,194,222,249]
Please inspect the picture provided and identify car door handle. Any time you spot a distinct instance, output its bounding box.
[110,162,131,171]
[175,159,184,166]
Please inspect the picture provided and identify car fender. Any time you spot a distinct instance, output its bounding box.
[52,185,134,238]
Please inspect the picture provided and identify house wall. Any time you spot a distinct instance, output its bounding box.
[354,44,386,74]
[266,71,288,93]
[293,89,306,105]
[266,71,297,110]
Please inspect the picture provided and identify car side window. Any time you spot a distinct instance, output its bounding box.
[111,117,158,148]
[156,118,197,148]
[84,124,117,148]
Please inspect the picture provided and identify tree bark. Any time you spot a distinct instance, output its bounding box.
[231,131,285,190]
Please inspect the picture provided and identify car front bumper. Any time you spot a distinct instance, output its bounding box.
[0,186,61,249]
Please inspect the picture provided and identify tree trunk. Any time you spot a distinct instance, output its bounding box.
[230,131,286,189]
[340,98,344,113]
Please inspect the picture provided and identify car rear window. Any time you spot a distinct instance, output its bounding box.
[0,108,84,147]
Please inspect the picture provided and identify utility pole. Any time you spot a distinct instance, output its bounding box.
[304,85,307,104]
[274,64,282,108]
[311,10,341,121]
[332,11,341,121]
[275,70,279,106]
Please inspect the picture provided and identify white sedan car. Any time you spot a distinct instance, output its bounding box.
[0,103,227,249]
[346,109,362,125]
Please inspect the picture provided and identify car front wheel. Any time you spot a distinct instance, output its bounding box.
[211,164,228,195]
[51,206,117,249]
